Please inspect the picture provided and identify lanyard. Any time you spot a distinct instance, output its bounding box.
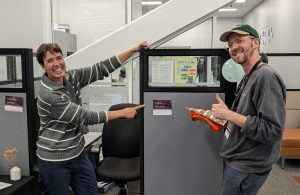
[231,59,262,111]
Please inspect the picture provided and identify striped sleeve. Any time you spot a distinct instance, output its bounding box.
[71,55,122,88]
[42,92,107,126]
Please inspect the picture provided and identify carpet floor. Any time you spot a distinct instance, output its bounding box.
[258,159,300,195]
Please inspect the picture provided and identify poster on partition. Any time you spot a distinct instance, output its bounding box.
[174,57,197,84]
[151,59,174,84]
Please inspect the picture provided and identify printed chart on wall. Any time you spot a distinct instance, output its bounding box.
[151,58,174,84]
[149,56,198,87]
[174,57,197,85]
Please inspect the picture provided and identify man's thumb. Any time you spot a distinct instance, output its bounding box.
[216,94,225,104]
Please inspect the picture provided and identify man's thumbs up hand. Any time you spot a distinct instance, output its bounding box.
[211,94,229,120]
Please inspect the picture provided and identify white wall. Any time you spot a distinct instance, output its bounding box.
[242,0,300,128]
[53,0,126,50]
[0,0,52,51]
[242,0,300,89]
[213,17,243,48]
[160,18,214,49]
[244,0,299,53]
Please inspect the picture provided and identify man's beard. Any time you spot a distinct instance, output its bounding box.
[232,43,254,65]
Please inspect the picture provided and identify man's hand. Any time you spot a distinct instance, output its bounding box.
[212,94,247,127]
[211,94,229,120]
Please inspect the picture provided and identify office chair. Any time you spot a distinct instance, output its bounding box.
[95,103,141,195]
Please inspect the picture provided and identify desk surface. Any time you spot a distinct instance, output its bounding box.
[84,131,102,148]
[0,175,41,195]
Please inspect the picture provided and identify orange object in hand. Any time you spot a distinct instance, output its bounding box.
[189,111,224,132]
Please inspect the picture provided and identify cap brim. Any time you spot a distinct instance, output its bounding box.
[220,30,250,42]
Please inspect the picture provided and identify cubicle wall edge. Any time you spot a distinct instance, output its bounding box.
[23,49,36,176]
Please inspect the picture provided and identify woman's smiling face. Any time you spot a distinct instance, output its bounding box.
[42,51,66,84]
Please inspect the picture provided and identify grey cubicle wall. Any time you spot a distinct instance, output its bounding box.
[143,92,224,195]
[140,49,235,195]
[267,53,300,128]
[0,93,30,175]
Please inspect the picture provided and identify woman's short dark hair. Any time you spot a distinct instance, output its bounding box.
[36,43,63,65]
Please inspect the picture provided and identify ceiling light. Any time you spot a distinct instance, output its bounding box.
[235,0,246,3]
[141,1,163,5]
[219,8,237,12]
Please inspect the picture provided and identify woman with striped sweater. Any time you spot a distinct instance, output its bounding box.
[35,42,148,195]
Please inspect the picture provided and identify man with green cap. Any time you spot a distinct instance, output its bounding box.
[211,24,286,195]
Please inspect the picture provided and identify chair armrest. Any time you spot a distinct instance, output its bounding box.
[90,140,102,168]
[91,140,102,154]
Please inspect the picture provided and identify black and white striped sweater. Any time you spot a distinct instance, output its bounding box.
[36,55,121,161]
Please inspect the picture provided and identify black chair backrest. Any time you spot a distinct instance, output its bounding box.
[102,103,141,158]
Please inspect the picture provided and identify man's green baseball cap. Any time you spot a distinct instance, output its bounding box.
[220,24,259,42]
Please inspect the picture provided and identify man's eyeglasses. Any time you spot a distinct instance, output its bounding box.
[224,36,257,51]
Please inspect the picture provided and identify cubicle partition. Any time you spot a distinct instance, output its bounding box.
[266,53,300,128]
[140,49,235,195]
[0,49,35,176]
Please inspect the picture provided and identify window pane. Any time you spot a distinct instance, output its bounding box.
[0,55,23,88]
[0,56,8,81]
[148,55,221,87]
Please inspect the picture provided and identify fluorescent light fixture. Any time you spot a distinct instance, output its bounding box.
[141,1,163,5]
[219,8,237,12]
[235,0,246,3]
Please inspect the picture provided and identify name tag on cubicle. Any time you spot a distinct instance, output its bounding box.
[153,100,172,116]
[4,96,24,112]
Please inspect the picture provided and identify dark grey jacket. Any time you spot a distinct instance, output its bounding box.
[220,64,286,173]
[36,56,121,161]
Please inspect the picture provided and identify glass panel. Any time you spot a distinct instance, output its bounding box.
[132,0,170,21]
[0,56,8,81]
[0,55,23,88]
[142,0,170,15]
[148,55,221,87]
[33,56,44,78]
[111,63,128,86]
